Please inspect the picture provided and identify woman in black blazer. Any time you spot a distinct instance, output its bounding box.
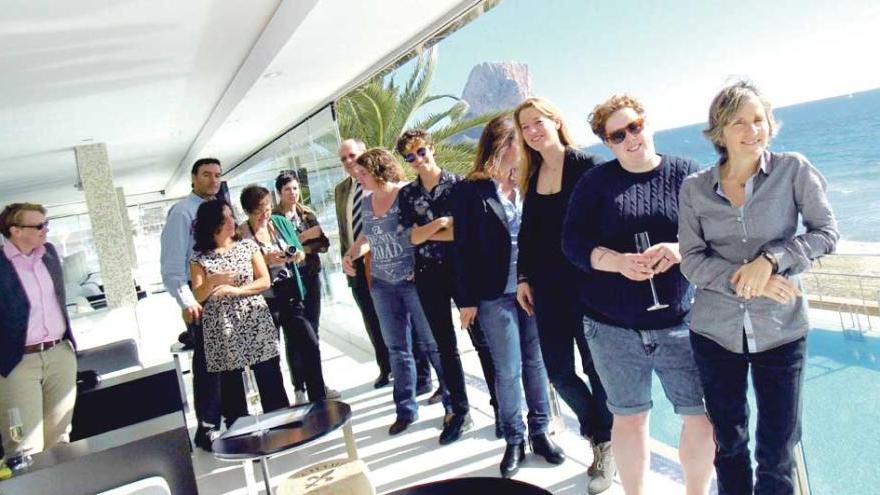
[514,97,615,491]
[454,115,563,478]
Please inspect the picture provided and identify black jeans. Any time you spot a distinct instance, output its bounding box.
[302,271,322,335]
[349,258,391,375]
[690,332,806,495]
[266,296,326,402]
[532,277,613,443]
[218,356,289,428]
[414,259,470,415]
[189,322,222,428]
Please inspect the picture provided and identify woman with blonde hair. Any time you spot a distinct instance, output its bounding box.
[514,97,614,492]
[680,80,838,494]
[453,115,563,478]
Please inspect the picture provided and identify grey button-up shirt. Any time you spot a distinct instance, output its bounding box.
[160,192,206,309]
[678,151,838,353]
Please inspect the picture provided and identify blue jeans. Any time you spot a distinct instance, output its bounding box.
[584,316,705,417]
[690,332,806,495]
[370,277,446,421]
[479,293,550,444]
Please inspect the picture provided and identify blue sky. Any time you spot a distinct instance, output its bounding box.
[401,0,880,144]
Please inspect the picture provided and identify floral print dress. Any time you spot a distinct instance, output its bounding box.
[191,239,279,372]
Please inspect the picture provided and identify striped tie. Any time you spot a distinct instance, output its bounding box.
[352,181,363,241]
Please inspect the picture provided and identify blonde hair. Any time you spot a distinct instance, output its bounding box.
[0,203,46,238]
[513,97,576,192]
[588,94,646,140]
[704,79,778,163]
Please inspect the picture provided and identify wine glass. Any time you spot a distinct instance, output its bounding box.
[7,408,33,470]
[634,232,669,312]
[242,366,265,433]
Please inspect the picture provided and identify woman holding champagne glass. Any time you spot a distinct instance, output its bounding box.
[562,94,714,495]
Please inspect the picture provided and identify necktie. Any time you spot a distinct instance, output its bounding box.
[352,181,363,241]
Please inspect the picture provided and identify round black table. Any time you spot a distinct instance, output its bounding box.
[386,477,552,495]
[212,400,357,494]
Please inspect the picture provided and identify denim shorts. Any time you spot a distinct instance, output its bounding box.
[583,316,705,416]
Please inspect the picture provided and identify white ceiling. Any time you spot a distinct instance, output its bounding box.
[0,0,482,211]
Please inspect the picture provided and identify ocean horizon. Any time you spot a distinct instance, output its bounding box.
[586,87,880,252]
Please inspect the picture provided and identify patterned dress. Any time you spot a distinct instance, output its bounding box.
[191,239,279,372]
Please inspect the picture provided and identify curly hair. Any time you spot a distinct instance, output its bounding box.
[704,79,778,163]
[0,203,46,238]
[356,148,405,184]
[239,184,271,214]
[395,129,433,156]
[588,94,646,141]
[193,199,232,253]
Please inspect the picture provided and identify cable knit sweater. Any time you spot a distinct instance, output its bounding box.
[562,155,699,330]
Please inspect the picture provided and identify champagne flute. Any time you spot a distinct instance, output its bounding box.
[242,365,265,433]
[634,232,669,312]
[7,408,33,470]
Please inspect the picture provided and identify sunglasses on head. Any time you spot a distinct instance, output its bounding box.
[605,117,645,145]
[403,147,428,163]
[16,221,49,231]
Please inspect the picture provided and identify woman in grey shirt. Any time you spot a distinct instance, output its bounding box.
[679,80,838,495]
[342,148,444,436]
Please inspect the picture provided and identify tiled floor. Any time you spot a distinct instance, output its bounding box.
[76,293,703,494]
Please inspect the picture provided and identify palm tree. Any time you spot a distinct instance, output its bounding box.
[336,47,503,176]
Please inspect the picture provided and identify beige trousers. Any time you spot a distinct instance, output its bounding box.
[0,341,77,456]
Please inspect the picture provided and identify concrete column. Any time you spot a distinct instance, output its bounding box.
[74,143,137,308]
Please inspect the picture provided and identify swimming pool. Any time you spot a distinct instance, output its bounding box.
[647,327,880,493]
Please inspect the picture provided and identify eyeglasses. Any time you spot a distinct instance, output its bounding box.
[403,147,428,163]
[605,117,645,145]
[15,221,49,231]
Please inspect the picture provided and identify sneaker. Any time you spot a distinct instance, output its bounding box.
[587,441,617,494]
[294,390,308,405]
[325,387,341,400]
[439,413,473,445]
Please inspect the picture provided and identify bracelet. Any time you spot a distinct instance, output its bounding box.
[760,251,778,273]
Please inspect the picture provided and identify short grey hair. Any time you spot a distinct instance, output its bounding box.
[703,79,779,163]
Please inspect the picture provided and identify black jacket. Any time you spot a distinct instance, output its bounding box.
[0,242,75,377]
[452,179,517,307]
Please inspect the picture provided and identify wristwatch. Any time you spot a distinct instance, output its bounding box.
[760,250,779,273]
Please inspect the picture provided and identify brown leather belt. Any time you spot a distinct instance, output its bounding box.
[24,339,64,354]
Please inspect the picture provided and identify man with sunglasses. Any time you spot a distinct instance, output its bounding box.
[562,95,714,495]
[160,157,224,451]
[0,203,78,458]
[396,129,499,446]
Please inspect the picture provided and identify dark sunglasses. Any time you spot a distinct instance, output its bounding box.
[403,147,428,163]
[16,221,49,231]
[605,117,645,145]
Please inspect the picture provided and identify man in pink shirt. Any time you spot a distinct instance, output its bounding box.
[0,203,77,458]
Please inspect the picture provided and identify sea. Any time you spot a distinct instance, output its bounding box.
[586,87,880,252]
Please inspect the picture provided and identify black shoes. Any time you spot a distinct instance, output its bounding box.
[388,417,414,435]
[529,432,566,464]
[439,413,473,445]
[373,372,392,389]
[427,387,444,405]
[500,441,526,478]
[193,425,219,452]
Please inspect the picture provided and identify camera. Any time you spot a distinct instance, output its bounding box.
[273,267,292,282]
[284,246,298,258]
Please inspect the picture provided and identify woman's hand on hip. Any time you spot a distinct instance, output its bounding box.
[459,307,478,329]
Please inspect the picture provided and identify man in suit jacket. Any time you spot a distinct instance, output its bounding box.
[0,203,78,457]
[335,139,392,388]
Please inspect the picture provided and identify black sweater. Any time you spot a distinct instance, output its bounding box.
[562,155,698,329]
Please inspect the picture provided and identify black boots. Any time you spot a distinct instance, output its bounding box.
[500,441,526,478]
[529,432,565,464]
